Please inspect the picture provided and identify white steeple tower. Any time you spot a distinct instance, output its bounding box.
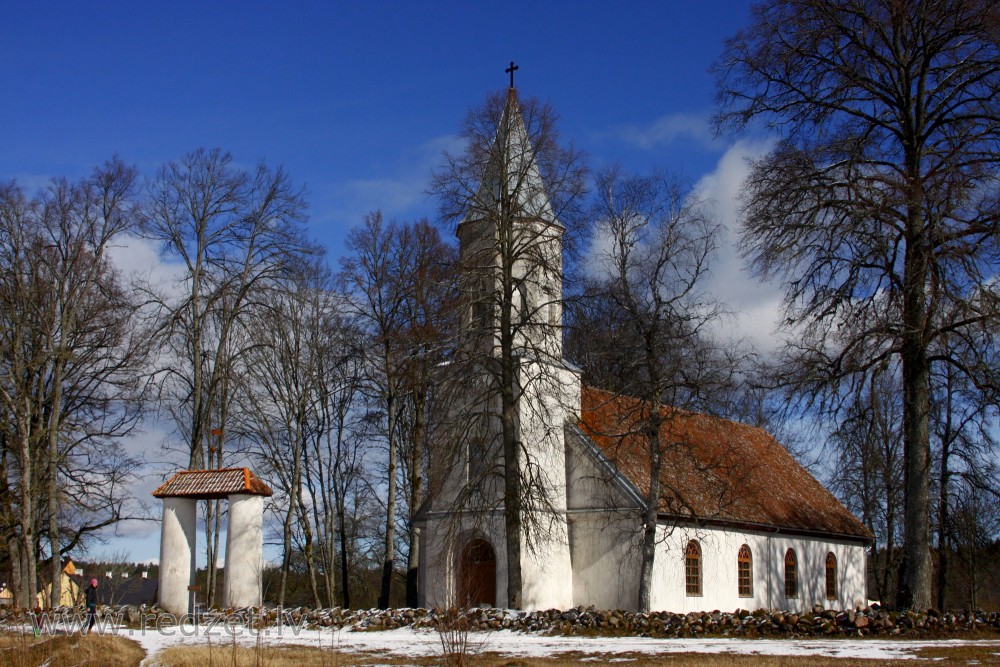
[456,86,565,360]
[417,71,579,612]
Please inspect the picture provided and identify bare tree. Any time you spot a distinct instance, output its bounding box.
[573,166,739,612]
[236,265,325,607]
[339,212,412,608]
[337,213,457,608]
[716,0,1000,608]
[392,221,458,607]
[140,147,310,604]
[827,372,905,604]
[307,303,368,608]
[430,88,587,608]
[0,160,148,608]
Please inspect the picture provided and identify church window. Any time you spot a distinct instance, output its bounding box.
[784,548,798,598]
[473,275,493,331]
[468,435,496,484]
[685,540,702,596]
[517,281,530,324]
[825,552,838,600]
[737,544,753,597]
[544,287,558,326]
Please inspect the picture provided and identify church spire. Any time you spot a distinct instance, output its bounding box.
[457,78,565,359]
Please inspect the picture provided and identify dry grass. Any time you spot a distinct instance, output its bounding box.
[152,643,1000,666]
[0,631,145,667]
[158,643,382,667]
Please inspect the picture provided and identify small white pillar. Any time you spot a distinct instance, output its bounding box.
[159,496,197,615]
[224,493,264,608]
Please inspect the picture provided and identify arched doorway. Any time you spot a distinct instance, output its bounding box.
[459,538,496,607]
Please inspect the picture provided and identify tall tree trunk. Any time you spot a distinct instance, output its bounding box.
[500,352,522,608]
[637,356,663,613]
[900,197,932,610]
[309,434,336,608]
[17,424,36,609]
[296,490,321,608]
[936,384,953,610]
[48,361,63,608]
[336,486,351,608]
[208,498,221,606]
[378,385,397,609]
[406,394,425,608]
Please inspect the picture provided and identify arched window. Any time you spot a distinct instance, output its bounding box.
[685,540,702,596]
[825,552,838,600]
[516,281,530,324]
[738,544,753,597]
[784,548,798,598]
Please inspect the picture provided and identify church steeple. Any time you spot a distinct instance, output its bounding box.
[456,77,565,360]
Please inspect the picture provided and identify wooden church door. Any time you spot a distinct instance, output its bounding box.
[459,538,496,607]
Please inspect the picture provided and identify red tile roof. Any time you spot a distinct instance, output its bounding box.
[578,387,872,541]
[152,468,273,499]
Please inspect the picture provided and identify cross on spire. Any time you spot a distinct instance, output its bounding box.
[505,61,519,88]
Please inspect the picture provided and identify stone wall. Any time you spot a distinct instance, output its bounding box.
[7,603,999,639]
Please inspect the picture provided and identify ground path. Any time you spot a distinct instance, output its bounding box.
[101,623,1000,665]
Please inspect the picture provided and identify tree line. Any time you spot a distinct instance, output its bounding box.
[1,0,998,613]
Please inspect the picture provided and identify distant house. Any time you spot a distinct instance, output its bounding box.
[36,560,82,608]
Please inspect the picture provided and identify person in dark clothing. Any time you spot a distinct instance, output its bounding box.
[84,578,98,634]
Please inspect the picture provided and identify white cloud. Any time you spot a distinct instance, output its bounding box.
[694,139,784,354]
[106,234,188,296]
[579,137,785,357]
[614,112,717,150]
[322,133,465,225]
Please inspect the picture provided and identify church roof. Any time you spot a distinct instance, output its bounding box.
[577,386,873,542]
[152,467,273,499]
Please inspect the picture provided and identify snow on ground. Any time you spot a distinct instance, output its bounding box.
[94,622,1000,666]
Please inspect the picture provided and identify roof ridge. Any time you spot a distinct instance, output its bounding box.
[175,466,248,474]
[580,385,774,438]
[152,467,273,498]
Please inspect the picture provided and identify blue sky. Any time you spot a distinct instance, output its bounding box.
[2,1,754,249]
[3,1,780,563]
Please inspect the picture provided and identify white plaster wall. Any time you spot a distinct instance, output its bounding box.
[565,420,640,512]
[569,512,641,610]
[514,358,579,610]
[224,493,263,608]
[649,525,868,613]
[520,515,574,610]
[158,496,197,616]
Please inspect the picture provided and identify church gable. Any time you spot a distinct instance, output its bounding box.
[577,386,872,542]
[564,420,645,511]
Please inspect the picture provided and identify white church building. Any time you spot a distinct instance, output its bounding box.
[414,82,872,614]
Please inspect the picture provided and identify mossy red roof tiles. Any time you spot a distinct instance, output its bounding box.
[152,467,273,499]
[578,386,872,541]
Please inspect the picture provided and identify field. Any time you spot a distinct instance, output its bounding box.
[3,625,1000,666]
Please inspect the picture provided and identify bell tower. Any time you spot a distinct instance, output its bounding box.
[418,68,579,611]
[455,86,565,362]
